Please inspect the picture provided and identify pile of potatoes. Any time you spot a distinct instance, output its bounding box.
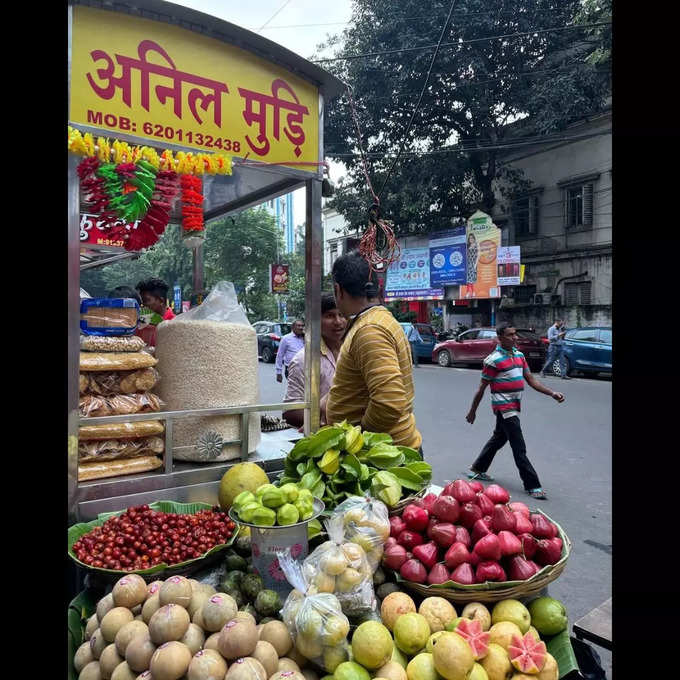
[74,573,324,680]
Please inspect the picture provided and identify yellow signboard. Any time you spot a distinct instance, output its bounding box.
[70,6,319,165]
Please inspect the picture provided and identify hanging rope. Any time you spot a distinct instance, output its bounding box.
[346,86,400,275]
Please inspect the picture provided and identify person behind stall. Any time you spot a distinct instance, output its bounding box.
[282,293,346,428]
[324,251,423,450]
[275,318,305,384]
[107,285,152,346]
[134,278,175,348]
[136,278,175,321]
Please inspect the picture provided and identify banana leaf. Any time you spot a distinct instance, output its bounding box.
[388,466,427,491]
[68,589,97,680]
[67,500,238,577]
[545,629,580,679]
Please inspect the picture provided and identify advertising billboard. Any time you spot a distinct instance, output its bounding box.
[429,226,467,286]
[497,246,521,286]
[459,211,501,299]
[384,247,444,300]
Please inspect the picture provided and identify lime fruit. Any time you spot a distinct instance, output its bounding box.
[527,597,567,636]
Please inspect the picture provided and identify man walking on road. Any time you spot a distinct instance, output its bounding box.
[275,318,305,383]
[465,323,565,500]
[542,319,570,379]
[407,324,423,367]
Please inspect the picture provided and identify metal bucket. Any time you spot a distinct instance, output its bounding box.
[229,499,325,599]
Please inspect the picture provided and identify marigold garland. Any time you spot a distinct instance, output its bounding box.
[68,127,232,176]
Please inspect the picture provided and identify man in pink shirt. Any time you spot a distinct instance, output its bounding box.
[282,293,346,428]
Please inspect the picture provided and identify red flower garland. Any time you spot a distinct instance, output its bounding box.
[181,175,204,233]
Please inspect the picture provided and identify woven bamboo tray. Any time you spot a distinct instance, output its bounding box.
[393,510,571,604]
[388,487,428,516]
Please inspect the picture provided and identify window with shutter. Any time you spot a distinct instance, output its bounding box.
[580,281,592,305]
[583,184,593,226]
[512,194,540,236]
[565,282,579,305]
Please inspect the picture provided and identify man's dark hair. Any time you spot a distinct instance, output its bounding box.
[136,278,169,300]
[332,250,378,298]
[108,285,142,306]
[496,322,515,337]
[321,292,338,315]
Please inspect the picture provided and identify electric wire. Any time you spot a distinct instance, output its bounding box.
[376,0,460,200]
[313,22,611,63]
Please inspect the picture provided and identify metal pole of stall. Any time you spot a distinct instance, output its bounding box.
[192,242,204,302]
[303,178,322,435]
[68,154,81,523]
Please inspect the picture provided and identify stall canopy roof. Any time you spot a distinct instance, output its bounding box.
[71,0,345,223]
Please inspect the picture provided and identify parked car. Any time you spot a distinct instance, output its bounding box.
[549,326,612,377]
[432,327,546,371]
[252,320,291,363]
[400,322,437,362]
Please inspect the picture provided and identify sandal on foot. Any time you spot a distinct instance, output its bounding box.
[527,488,548,500]
[468,470,494,482]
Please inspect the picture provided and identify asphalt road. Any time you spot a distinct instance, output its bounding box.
[258,360,612,675]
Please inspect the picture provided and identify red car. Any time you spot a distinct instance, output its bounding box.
[432,327,546,371]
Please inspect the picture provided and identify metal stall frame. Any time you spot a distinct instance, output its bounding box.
[68,0,343,521]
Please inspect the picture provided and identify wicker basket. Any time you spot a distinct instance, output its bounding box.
[388,487,429,516]
[393,510,571,604]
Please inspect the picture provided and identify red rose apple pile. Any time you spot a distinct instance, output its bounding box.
[382,479,563,586]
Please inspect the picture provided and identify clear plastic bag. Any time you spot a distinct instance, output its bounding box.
[78,436,164,461]
[180,281,250,326]
[278,548,351,673]
[334,495,390,573]
[301,515,377,618]
[80,335,146,353]
[77,455,162,481]
[79,392,163,417]
[78,420,164,441]
[80,351,158,371]
[80,368,159,395]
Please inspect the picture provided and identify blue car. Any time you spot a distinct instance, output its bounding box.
[400,322,437,362]
[551,326,612,377]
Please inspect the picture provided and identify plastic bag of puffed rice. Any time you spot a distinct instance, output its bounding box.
[80,335,147,352]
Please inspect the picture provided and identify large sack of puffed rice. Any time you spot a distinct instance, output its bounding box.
[155,318,261,461]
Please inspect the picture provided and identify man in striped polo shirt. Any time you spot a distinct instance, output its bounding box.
[324,251,422,450]
[465,323,565,500]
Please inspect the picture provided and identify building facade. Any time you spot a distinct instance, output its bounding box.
[322,203,360,275]
[264,193,296,254]
[492,108,612,331]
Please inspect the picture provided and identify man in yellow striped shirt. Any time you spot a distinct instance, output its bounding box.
[325,251,423,450]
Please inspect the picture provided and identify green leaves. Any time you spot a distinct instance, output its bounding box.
[387,466,427,491]
[290,427,345,461]
[362,431,393,448]
[365,443,405,469]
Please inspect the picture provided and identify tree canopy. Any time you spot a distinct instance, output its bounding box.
[318,0,611,236]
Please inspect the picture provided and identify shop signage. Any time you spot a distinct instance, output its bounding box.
[429,226,467,286]
[80,212,138,248]
[270,264,290,294]
[459,211,501,299]
[497,246,521,286]
[70,6,320,164]
[384,247,444,300]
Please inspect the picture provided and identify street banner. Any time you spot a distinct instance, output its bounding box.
[428,226,467,286]
[269,264,290,294]
[497,246,521,286]
[459,210,501,299]
[384,247,444,300]
[70,6,319,164]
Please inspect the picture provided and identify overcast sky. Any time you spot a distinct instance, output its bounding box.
[171,0,353,228]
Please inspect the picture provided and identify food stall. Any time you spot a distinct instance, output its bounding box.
[67,0,344,523]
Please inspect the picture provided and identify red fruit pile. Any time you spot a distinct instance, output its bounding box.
[383,480,563,585]
[72,504,236,571]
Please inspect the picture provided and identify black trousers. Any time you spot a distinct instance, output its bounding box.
[471,413,541,490]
